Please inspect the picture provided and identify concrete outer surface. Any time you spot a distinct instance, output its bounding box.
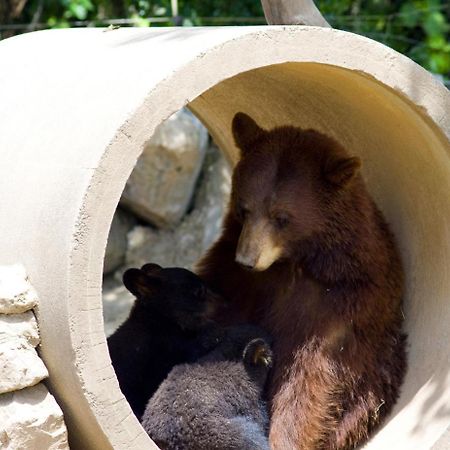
[0,25,448,450]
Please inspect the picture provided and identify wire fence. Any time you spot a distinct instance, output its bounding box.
[1,1,448,30]
[0,3,448,35]
[0,2,448,32]
[0,16,267,32]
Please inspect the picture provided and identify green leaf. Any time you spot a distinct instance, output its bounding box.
[428,52,450,74]
[399,3,420,28]
[47,16,57,27]
[153,6,167,16]
[135,17,150,27]
[70,3,88,20]
[423,12,449,37]
[427,34,446,50]
[375,18,386,31]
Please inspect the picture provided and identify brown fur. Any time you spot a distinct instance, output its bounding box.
[197,113,407,449]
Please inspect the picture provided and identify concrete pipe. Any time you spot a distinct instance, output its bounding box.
[0,26,449,450]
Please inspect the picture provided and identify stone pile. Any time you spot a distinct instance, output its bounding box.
[0,264,68,449]
[102,109,232,336]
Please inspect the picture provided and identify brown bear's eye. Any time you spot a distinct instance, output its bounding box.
[236,204,249,221]
[274,214,290,229]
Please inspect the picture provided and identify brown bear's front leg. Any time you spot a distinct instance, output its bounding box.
[269,350,342,450]
[325,384,389,450]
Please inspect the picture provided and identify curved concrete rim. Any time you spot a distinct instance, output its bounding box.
[0,26,449,449]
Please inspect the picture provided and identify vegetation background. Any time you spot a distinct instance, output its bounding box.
[0,0,449,82]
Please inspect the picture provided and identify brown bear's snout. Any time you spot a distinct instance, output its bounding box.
[235,219,283,272]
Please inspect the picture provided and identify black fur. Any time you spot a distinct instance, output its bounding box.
[107,263,224,419]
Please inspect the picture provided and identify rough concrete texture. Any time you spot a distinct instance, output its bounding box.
[432,426,450,450]
[0,26,449,450]
[0,311,49,394]
[121,108,208,228]
[0,265,39,314]
[103,207,135,275]
[0,383,69,450]
[102,276,134,337]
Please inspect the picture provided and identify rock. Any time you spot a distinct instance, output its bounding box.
[102,275,135,337]
[0,383,68,449]
[0,273,67,449]
[120,108,208,228]
[0,264,39,314]
[190,144,232,254]
[0,340,49,394]
[125,144,231,271]
[0,310,40,346]
[0,312,48,394]
[104,208,135,275]
[126,226,174,268]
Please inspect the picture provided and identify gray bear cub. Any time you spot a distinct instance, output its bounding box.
[142,324,273,450]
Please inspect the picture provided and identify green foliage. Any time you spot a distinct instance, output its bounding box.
[318,0,449,77]
[2,0,449,78]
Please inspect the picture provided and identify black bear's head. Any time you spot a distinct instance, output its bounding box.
[122,263,225,330]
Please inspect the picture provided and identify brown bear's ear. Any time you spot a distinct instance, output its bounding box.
[232,112,264,154]
[323,156,361,188]
[122,268,161,298]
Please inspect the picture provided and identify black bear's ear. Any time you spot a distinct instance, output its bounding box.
[323,156,361,188]
[123,268,161,298]
[243,338,273,370]
[232,112,264,154]
[140,263,162,276]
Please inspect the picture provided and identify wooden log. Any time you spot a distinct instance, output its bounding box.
[261,0,330,27]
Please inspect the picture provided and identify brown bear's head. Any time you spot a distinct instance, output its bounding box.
[231,112,361,272]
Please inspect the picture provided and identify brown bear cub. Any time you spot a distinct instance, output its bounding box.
[107,263,225,420]
[197,113,407,449]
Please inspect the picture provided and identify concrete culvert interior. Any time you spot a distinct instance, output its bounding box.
[0,26,449,450]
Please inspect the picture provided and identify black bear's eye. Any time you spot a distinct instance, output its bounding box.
[194,285,206,299]
[274,214,289,229]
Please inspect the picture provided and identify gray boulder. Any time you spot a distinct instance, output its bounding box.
[103,208,135,275]
[120,108,208,228]
[102,276,135,338]
[125,144,231,271]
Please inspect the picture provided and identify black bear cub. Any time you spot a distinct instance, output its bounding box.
[142,324,273,450]
[107,263,225,419]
